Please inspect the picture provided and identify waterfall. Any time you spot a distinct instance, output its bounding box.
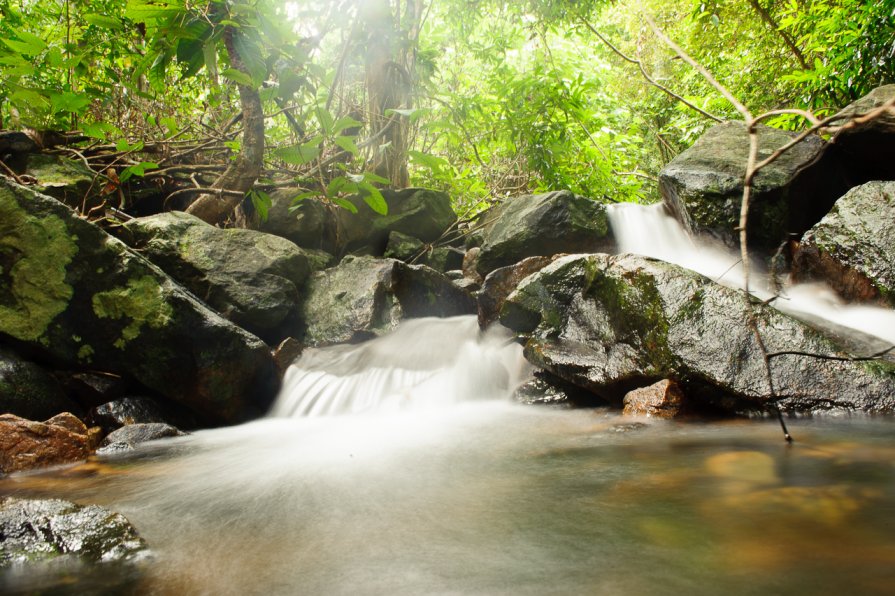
[270,316,531,417]
[606,202,895,345]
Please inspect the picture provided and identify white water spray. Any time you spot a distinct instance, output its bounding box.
[607,203,895,345]
[271,316,531,417]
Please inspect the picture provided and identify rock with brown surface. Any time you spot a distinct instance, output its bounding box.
[477,256,554,328]
[623,379,684,418]
[0,413,90,474]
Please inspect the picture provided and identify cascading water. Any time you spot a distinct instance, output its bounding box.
[271,316,531,417]
[607,202,895,345]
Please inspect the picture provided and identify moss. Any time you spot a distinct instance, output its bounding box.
[77,344,95,361]
[861,359,895,379]
[92,275,174,349]
[0,188,78,341]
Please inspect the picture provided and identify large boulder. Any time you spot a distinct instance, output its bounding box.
[793,181,895,306]
[0,347,82,419]
[260,187,457,257]
[0,413,92,474]
[0,497,149,566]
[477,256,555,328]
[474,190,612,276]
[0,179,278,424]
[829,84,895,183]
[501,253,895,414]
[118,211,312,342]
[660,121,850,252]
[298,255,476,346]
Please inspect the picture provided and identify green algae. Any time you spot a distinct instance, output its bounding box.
[0,188,78,342]
[92,276,173,349]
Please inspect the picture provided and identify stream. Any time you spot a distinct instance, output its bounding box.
[3,205,895,594]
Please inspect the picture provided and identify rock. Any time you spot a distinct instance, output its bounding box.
[273,337,304,374]
[261,187,457,258]
[339,188,457,255]
[384,230,426,261]
[86,397,170,434]
[623,379,684,418]
[477,256,555,328]
[383,231,464,273]
[0,497,149,566]
[27,154,97,209]
[462,246,483,284]
[63,371,128,409]
[260,191,342,253]
[829,85,895,183]
[96,423,185,454]
[0,179,279,425]
[118,211,312,342]
[0,413,90,474]
[660,121,850,251]
[793,181,895,306]
[0,347,81,420]
[475,190,612,276]
[513,372,597,407]
[298,255,476,346]
[501,253,895,414]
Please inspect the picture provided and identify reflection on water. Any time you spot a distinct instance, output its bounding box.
[2,407,894,595]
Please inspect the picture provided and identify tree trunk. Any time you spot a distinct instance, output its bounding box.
[185,26,264,226]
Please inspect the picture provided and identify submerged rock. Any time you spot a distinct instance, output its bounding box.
[0,497,149,566]
[0,413,90,474]
[793,181,895,306]
[0,347,81,420]
[501,253,895,414]
[660,121,850,251]
[475,190,612,276]
[118,211,312,343]
[0,179,279,425]
[298,256,475,346]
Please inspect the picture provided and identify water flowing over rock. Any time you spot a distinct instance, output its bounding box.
[298,255,475,346]
[0,179,279,425]
[793,181,895,306]
[829,84,895,183]
[0,347,82,420]
[97,423,185,455]
[0,413,91,474]
[118,211,312,343]
[501,253,895,414]
[0,497,149,568]
[475,190,612,276]
[659,121,850,251]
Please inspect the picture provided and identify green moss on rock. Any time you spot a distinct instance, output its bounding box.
[92,276,174,349]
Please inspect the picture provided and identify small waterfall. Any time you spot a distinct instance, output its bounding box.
[607,203,895,345]
[270,316,531,417]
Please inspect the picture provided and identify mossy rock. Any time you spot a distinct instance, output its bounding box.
[0,179,278,425]
[501,253,895,414]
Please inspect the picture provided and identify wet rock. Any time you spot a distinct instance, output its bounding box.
[0,179,279,425]
[96,423,185,454]
[501,253,895,414]
[63,371,128,409]
[299,256,475,346]
[0,497,149,566]
[660,121,850,251]
[0,347,81,420]
[478,256,555,328]
[793,181,895,306]
[0,413,90,474]
[475,190,612,276]
[118,211,312,343]
[462,247,483,284]
[86,397,169,434]
[623,379,684,418]
[273,337,304,374]
[829,84,895,183]
[513,372,598,407]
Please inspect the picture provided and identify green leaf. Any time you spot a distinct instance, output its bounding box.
[9,88,50,109]
[232,33,267,85]
[332,196,358,214]
[250,190,272,222]
[46,47,63,67]
[50,92,91,114]
[360,172,391,185]
[124,0,186,23]
[385,107,427,121]
[84,14,124,30]
[316,107,335,134]
[274,136,322,165]
[160,116,178,136]
[1,34,46,56]
[359,183,388,215]
[332,116,364,135]
[288,191,320,211]
[177,37,206,78]
[129,161,159,177]
[334,136,359,156]
[222,68,254,87]
[326,176,351,197]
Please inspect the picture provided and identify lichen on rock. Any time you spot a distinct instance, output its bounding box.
[92,275,174,349]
